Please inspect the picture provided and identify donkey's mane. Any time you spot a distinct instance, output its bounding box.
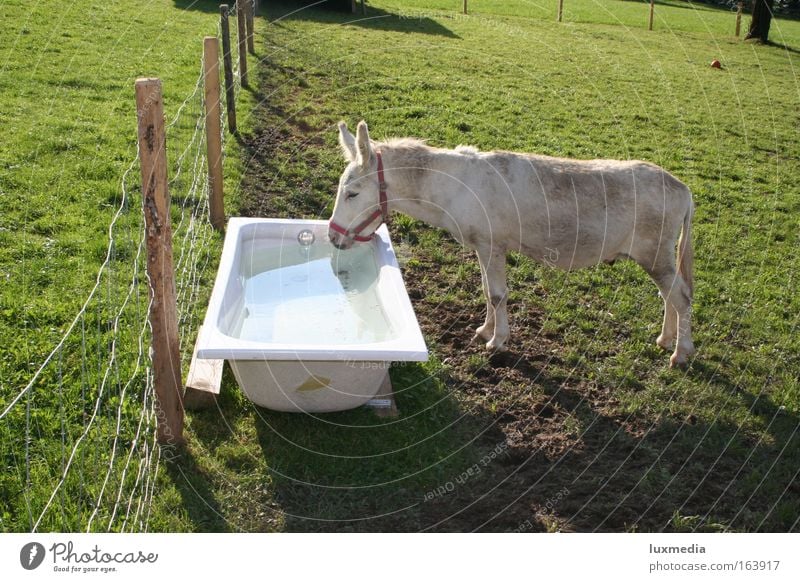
[380,137,481,157]
[379,137,429,151]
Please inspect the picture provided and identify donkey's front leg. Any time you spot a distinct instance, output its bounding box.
[473,252,494,342]
[476,245,509,351]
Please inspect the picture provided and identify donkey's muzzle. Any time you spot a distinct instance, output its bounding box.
[328,228,354,250]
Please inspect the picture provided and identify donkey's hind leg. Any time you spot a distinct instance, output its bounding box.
[656,301,678,350]
[648,264,695,367]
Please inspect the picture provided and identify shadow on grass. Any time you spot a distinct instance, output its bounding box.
[267,1,460,39]
[758,39,800,55]
[461,343,800,532]
[164,447,232,532]
[250,362,505,532]
[180,346,800,532]
[173,0,459,38]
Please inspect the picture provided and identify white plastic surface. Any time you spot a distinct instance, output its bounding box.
[196,218,428,362]
[195,218,428,412]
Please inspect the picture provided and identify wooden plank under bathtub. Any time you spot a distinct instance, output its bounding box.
[184,325,224,410]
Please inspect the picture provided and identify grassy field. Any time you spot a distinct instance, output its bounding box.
[2,0,799,532]
[186,0,799,532]
[0,0,254,531]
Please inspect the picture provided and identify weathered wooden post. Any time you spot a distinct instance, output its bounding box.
[463,0,468,15]
[245,0,255,54]
[558,0,564,23]
[649,0,655,31]
[735,2,743,37]
[203,37,225,232]
[220,4,237,134]
[237,0,248,87]
[134,78,185,446]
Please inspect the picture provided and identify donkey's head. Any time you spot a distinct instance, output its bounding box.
[328,121,387,250]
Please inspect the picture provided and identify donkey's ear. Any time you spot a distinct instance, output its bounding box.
[338,121,357,162]
[355,120,373,170]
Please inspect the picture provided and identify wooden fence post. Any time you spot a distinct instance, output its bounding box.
[220,4,237,134]
[649,0,655,31]
[134,78,184,447]
[463,0,468,15]
[203,37,225,232]
[361,0,366,16]
[558,0,564,22]
[245,0,255,54]
[237,0,248,87]
[735,2,743,37]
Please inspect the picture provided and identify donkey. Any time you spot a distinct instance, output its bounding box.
[329,121,695,367]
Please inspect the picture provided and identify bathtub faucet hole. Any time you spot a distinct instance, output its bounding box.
[297,229,315,247]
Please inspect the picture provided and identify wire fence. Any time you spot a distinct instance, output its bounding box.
[0,2,244,532]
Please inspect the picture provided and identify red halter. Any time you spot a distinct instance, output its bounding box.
[329,151,389,243]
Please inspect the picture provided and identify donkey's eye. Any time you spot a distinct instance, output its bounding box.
[346,191,359,200]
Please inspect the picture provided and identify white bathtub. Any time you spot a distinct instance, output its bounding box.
[196,218,428,412]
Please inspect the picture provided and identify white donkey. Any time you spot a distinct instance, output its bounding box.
[329,121,695,367]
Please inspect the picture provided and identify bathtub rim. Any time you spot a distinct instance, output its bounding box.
[196,217,428,362]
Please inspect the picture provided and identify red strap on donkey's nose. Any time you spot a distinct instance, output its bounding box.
[329,209,383,242]
[329,151,389,242]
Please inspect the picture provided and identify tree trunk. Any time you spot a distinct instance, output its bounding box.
[745,0,775,42]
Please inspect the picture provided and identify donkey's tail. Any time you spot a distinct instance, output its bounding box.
[677,197,694,299]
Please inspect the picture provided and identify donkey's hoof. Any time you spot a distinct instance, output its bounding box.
[656,335,674,350]
[474,325,493,341]
[486,339,508,352]
[669,352,689,368]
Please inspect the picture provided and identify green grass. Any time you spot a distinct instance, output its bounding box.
[389,0,800,39]
[189,0,798,531]
[0,0,255,531]
[2,0,799,532]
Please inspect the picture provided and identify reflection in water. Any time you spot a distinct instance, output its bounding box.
[236,240,393,344]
